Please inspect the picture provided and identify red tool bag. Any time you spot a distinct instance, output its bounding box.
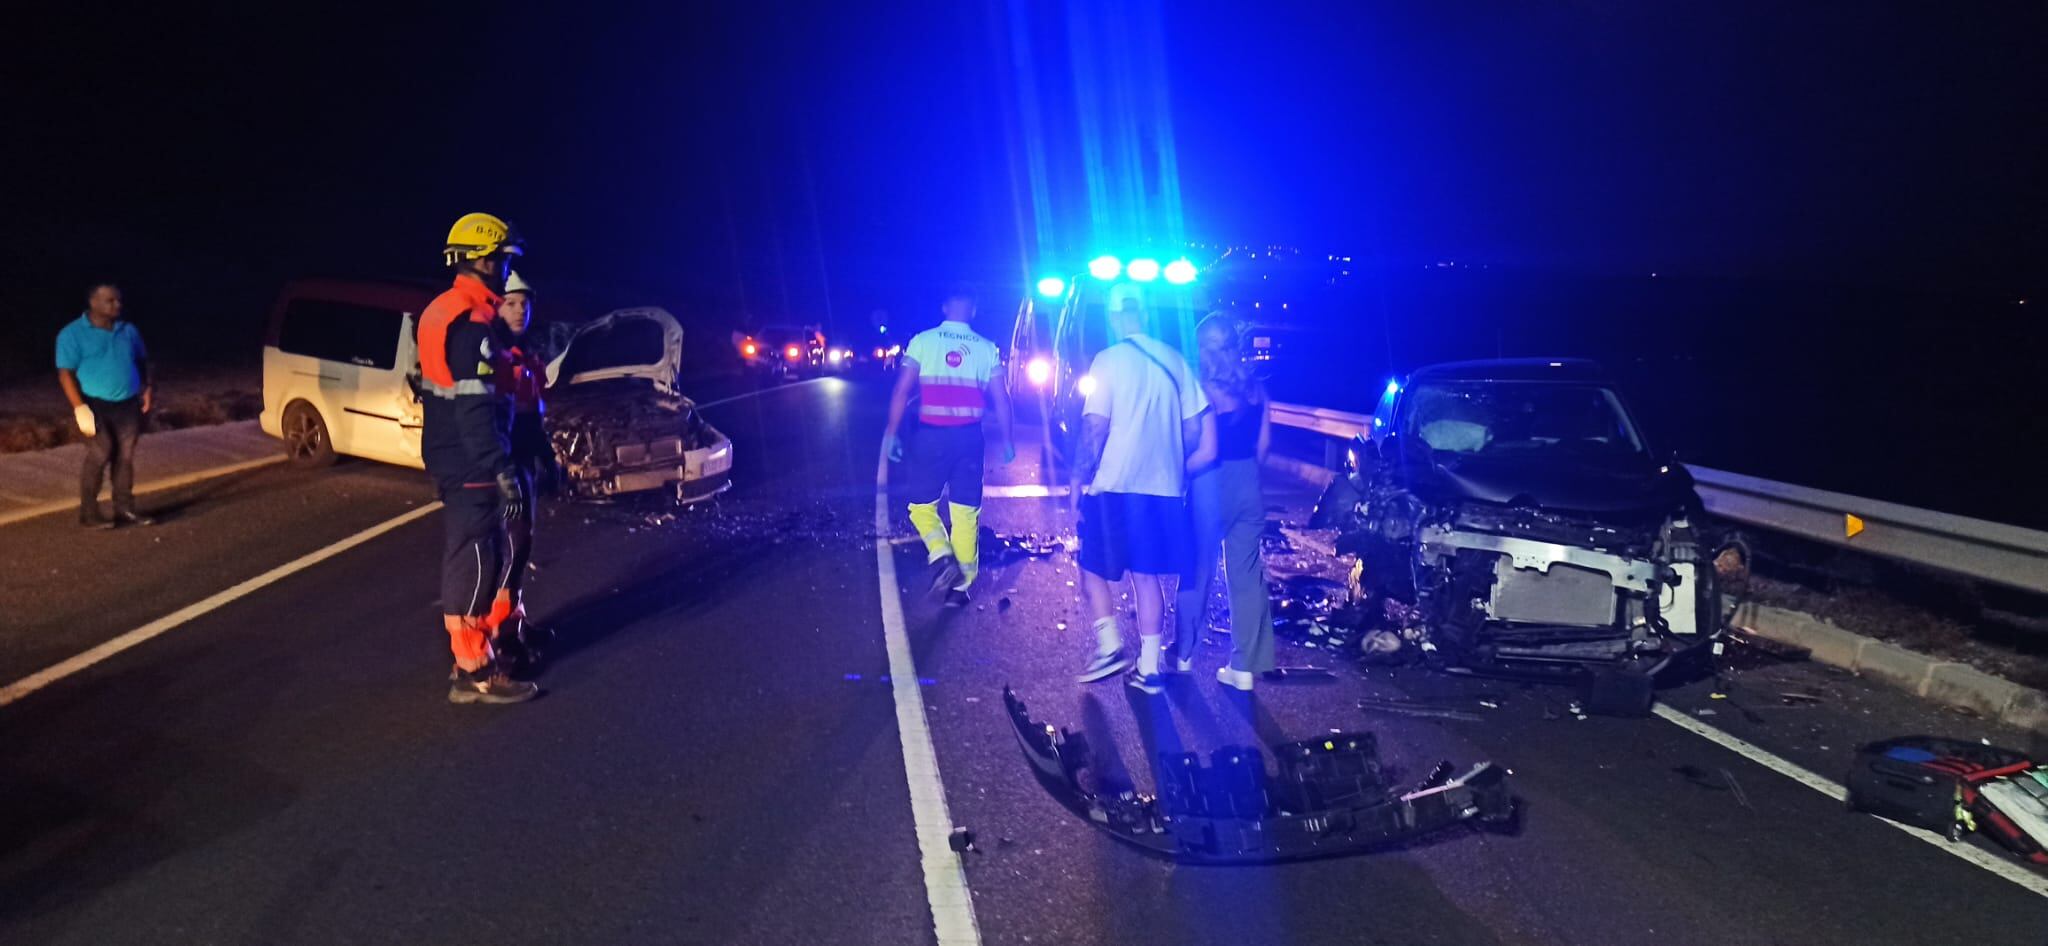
[1845,736,2046,864]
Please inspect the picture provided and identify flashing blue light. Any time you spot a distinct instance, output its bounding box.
[878,326,887,334]
[1163,259,1197,284]
[1385,379,1401,395]
[1127,258,1161,282]
[1088,256,1122,280]
[1035,276,1065,298]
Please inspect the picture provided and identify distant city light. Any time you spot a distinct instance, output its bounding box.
[1088,256,1122,280]
[1127,258,1161,282]
[1163,259,1197,284]
[1036,276,1066,298]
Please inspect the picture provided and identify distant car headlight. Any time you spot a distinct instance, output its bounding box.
[830,349,849,362]
[887,344,902,356]
[1076,374,1097,397]
[785,345,801,360]
[1025,356,1052,386]
[873,347,886,359]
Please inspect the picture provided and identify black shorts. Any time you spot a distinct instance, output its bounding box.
[1077,491,1191,579]
[904,422,985,506]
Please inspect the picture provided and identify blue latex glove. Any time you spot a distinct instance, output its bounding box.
[1002,442,1017,464]
[886,434,905,463]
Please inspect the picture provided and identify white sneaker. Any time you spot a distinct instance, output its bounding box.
[1216,667,1255,691]
[1076,649,1132,684]
[1174,657,1194,674]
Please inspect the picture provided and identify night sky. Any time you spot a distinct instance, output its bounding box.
[6,1,2042,336]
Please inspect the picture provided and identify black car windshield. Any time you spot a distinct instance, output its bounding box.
[557,317,666,380]
[1403,381,1645,456]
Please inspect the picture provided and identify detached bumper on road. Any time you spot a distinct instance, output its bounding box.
[1003,687,1516,864]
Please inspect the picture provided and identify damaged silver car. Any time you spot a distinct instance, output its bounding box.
[1316,359,1744,697]
[545,307,733,503]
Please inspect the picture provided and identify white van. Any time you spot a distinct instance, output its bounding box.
[259,278,436,469]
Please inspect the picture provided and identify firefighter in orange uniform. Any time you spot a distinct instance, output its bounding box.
[417,213,539,704]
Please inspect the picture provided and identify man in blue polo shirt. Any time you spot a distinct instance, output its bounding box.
[56,283,155,528]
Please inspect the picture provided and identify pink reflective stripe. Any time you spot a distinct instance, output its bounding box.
[920,380,986,408]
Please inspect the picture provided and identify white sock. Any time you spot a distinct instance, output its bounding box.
[1138,635,1163,676]
[1093,617,1121,656]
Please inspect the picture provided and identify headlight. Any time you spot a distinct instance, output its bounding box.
[1025,356,1052,386]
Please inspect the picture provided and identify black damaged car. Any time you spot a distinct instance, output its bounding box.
[1315,359,1744,697]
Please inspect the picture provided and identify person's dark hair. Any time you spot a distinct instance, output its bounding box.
[86,281,119,300]
[943,285,976,305]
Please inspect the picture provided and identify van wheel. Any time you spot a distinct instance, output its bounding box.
[282,401,337,468]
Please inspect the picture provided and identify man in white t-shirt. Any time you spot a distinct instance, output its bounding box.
[1070,287,1216,693]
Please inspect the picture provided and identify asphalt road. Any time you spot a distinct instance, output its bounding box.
[1,372,2043,945]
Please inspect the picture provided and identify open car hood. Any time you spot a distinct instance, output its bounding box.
[546,307,685,394]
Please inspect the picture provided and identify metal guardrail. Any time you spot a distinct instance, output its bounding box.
[1267,401,2048,596]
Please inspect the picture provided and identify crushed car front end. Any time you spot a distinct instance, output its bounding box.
[1326,360,1740,689]
[544,308,734,504]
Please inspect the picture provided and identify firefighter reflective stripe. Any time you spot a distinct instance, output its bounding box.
[423,379,494,398]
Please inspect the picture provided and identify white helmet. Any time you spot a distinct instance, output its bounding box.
[504,270,534,296]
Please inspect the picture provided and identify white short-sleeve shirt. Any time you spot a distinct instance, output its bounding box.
[1081,333,1209,497]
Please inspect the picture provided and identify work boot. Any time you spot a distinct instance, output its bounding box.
[113,509,156,527]
[1074,649,1131,684]
[448,664,540,705]
[928,555,963,598]
[943,589,971,609]
[80,508,114,529]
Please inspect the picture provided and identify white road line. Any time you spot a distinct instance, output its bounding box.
[0,454,286,529]
[873,450,982,945]
[0,501,443,708]
[1652,703,2048,898]
[693,376,834,410]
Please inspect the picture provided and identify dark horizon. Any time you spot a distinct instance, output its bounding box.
[6,2,2042,325]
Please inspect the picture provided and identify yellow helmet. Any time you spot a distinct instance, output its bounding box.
[442,212,525,266]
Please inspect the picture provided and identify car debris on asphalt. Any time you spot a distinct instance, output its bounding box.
[1005,687,1515,863]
